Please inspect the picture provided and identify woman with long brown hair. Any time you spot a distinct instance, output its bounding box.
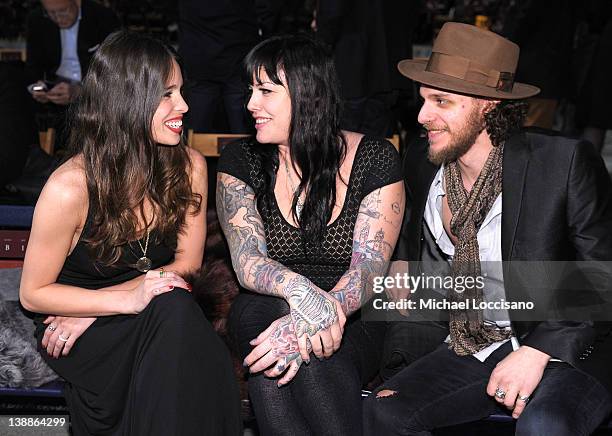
[19,30,241,435]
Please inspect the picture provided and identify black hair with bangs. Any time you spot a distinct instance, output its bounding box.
[244,33,346,248]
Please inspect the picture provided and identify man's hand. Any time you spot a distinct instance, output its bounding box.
[47,82,79,105]
[31,81,49,103]
[486,345,550,418]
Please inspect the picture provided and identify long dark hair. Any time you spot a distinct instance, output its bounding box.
[244,34,346,246]
[67,30,201,265]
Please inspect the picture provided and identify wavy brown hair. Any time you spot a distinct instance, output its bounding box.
[66,31,201,265]
[484,99,528,147]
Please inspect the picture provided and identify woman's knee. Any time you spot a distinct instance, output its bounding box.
[145,289,204,324]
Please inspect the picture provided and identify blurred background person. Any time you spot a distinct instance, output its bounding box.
[315,0,423,139]
[500,0,576,129]
[25,0,120,152]
[178,0,261,134]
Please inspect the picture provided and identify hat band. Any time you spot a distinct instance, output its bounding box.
[425,52,515,92]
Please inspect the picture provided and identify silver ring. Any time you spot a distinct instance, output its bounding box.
[518,394,530,403]
[58,334,69,342]
[47,325,57,332]
[494,387,506,400]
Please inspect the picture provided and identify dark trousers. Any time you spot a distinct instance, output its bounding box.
[341,92,395,138]
[37,290,242,436]
[185,75,249,134]
[363,340,612,436]
[229,292,387,436]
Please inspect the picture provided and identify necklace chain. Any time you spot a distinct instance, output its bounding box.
[282,155,304,218]
[134,229,152,272]
[136,230,150,257]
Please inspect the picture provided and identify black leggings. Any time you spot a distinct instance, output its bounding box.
[228,292,387,436]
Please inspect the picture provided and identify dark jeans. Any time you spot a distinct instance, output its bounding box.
[363,341,612,435]
[229,292,387,436]
[185,75,249,134]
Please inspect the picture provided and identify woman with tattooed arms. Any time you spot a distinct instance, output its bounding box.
[19,31,241,435]
[217,34,405,435]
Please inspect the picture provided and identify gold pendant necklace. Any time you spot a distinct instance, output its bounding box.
[135,230,152,272]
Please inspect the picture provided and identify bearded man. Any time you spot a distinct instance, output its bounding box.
[364,22,612,435]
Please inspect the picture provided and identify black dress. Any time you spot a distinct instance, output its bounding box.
[218,136,402,435]
[35,218,242,435]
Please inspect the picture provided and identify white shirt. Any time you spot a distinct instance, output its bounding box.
[55,9,82,82]
[424,165,519,362]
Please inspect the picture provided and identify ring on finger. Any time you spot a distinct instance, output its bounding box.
[47,324,57,332]
[518,394,530,403]
[159,268,165,278]
[58,334,70,342]
[494,387,506,400]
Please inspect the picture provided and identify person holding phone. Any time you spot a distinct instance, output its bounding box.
[20,31,241,435]
[26,0,120,149]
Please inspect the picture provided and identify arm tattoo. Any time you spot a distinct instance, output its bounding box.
[217,174,325,306]
[331,186,403,315]
[216,176,267,286]
[253,261,286,289]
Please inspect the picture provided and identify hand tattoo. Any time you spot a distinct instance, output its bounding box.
[269,315,305,372]
[286,276,338,338]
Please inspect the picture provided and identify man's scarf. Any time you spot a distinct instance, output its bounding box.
[444,143,511,355]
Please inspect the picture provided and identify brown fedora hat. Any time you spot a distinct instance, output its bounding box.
[398,22,540,99]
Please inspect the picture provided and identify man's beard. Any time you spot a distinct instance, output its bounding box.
[426,108,484,165]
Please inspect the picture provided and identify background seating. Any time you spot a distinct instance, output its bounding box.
[38,128,55,156]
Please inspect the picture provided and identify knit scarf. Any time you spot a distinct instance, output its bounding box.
[444,143,511,355]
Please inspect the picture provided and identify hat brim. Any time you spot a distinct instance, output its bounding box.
[398,59,540,100]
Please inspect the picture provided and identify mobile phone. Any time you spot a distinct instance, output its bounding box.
[28,82,48,93]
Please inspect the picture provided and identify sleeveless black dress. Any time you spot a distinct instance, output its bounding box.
[218,136,402,435]
[35,216,242,435]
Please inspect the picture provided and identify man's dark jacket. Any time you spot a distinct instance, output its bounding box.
[394,130,612,392]
[25,0,120,84]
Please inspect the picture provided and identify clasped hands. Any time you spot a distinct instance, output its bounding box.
[244,283,346,386]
